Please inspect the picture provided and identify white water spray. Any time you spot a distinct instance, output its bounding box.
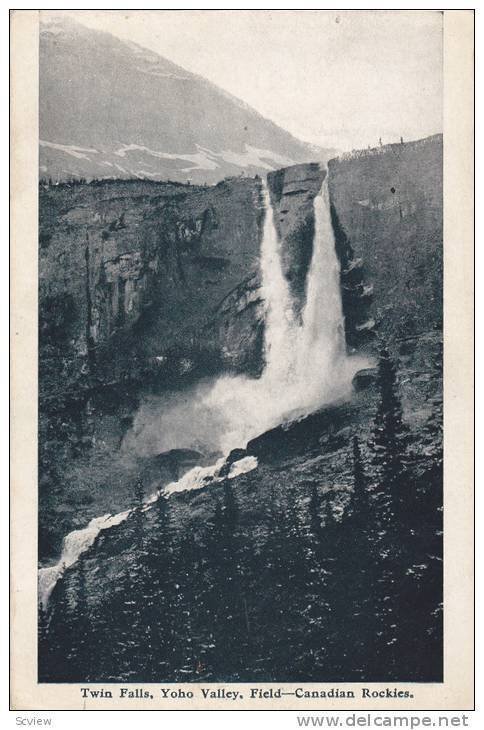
[38,454,258,607]
[39,168,366,606]
[186,173,364,451]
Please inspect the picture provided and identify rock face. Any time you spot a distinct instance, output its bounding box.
[39,177,265,400]
[38,135,443,559]
[207,273,265,375]
[267,163,325,316]
[40,135,442,398]
[328,134,443,343]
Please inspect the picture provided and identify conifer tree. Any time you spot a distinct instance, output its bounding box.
[217,481,248,678]
[38,602,51,681]
[298,486,335,680]
[370,348,411,524]
[132,478,145,551]
[420,341,443,487]
[171,531,199,679]
[139,494,174,681]
[70,552,91,680]
[256,487,311,680]
[114,566,140,680]
[348,436,370,530]
[399,341,443,681]
[338,437,380,679]
[199,498,225,677]
[199,482,256,680]
[223,480,239,534]
[368,350,415,678]
[308,484,324,546]
[257,491,290,677]
[46,561,88,682]
[113,477,150,679]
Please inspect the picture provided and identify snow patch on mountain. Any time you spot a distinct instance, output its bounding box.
[114,143,220,171]
[217,145,296,170]
[39,16,334,183]
[40,140,99,160]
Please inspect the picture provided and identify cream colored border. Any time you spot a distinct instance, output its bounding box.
[10,9,474,711]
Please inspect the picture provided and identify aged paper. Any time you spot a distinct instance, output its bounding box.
[10,9,474,711]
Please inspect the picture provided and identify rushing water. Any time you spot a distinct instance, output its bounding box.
[181,173,365,452]
[39,169,366,606]
[38,455,258,607]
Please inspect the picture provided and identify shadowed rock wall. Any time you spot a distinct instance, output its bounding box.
[38,135,442,559]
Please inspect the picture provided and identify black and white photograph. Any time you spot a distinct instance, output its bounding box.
[8,8,474,712]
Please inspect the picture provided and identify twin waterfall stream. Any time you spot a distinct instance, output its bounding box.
[39,172,365,608]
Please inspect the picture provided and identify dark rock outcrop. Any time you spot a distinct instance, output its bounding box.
[352,367,378,391]
[39,177,265,400]
[207,273,265,376]
[267,163,325,316]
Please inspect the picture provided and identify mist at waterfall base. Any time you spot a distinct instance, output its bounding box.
[126,175,368,460]
[38,172,368,606]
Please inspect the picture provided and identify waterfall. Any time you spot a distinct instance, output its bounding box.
[39,168,366,605]
[120,170,366,455]
[190,172,362,451]
[258,182,296,383]
[293,175,350,405]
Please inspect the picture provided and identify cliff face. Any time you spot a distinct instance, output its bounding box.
[39,177,265,401]
[39,177,265,558]
[38,135,442,559]
[266,163,325,316]
[40,135,442,397]
[328,134,443,343]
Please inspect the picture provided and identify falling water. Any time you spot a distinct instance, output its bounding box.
[258,182,296,383]
[118,171,366,454]
[39,168,366,604]
[38,454,258,606]
[189,172,363,451]
[293,174,352,403]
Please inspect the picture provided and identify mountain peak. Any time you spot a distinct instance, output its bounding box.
[39,17,335,183]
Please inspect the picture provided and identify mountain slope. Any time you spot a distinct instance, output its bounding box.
[40,17,334,183]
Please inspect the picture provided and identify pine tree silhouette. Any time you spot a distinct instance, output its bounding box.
[370,347,411,525]
[401,340,443,681]
[38,601,51,681]
[313,499,347,679]
[132,478,145,550]
[348,436,370,530]
[421,341,443,474]
[337,436,381,680]
[115,566,140,680]
[45,559,90,682]
[198,498,225,677]
[199,482,257,680]
[140,494,175,681]
[257,493,289,677]
[70,552,91,680]
[112,477,150,680]
[368,350,417,678]
[308,484,324,546]
[298,486,336,680]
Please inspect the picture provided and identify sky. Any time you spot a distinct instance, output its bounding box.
[44,10,443,152]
